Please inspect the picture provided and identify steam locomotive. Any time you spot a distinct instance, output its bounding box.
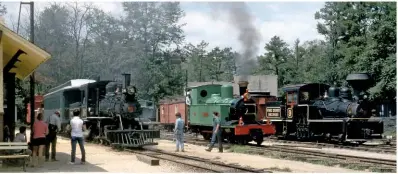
[43,74,160,147]
[265,73,384,143]
[187,83,276,145]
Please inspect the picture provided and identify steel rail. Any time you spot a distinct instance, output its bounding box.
[127,149,268,173]
[160,133,396,168]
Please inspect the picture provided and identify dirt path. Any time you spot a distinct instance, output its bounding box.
[2,130,187,172]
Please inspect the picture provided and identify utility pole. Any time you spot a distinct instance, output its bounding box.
[21,1,35,142]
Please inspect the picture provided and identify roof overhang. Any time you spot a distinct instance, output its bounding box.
[0,23,51,80]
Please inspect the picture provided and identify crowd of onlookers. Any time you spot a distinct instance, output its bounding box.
[3,104,87,168]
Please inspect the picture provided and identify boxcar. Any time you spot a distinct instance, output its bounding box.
[26,95,44,124]
[159,98,187,131]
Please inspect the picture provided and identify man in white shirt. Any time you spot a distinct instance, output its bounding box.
[45,111,62,161]
[68,109,86,165]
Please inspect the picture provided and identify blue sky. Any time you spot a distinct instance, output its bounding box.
[2,1,326,55]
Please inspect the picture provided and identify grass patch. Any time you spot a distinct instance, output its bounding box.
[264,166,292,172]
[228,145,251,153]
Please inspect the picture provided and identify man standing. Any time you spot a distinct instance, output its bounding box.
[205,112,223,152]
[174,112,185,152]
[69,109,86,165]
[45,111,61,161]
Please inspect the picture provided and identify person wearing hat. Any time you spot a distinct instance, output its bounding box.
[45,111,61,161]
[205,111,223,152]
[174,112,185,152]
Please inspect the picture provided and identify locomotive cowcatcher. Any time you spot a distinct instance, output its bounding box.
[265,73,384,143]
[188,83,276,145]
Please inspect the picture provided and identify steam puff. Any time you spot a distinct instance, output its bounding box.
[208,2,262,77]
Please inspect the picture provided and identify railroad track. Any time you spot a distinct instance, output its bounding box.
[160,133,397,172]
[162,132,396,154]
[126,148,270,173]
[266,138,396,154]
[57,133,269,173]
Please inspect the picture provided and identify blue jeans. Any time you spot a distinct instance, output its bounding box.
[175,133,184,151]
[71,136,86,163]
[209,131,223,151]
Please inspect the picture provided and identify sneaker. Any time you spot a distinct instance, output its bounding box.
[68,162,75,165]
[181,150,185,152]
[205,148,211,152]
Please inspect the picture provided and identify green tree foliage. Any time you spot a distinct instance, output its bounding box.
[315,2,396,100]
[10,1,395,105]
[257,36,293,87]
[0,2,6,15]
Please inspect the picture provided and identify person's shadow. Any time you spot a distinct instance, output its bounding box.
[0,152,107,172]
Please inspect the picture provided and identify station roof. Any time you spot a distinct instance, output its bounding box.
[1,23,51,80]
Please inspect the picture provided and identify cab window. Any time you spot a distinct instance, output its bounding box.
[300,91,310,103]
[286,92,297,104]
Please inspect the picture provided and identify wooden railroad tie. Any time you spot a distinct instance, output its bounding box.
[136,154,160,166]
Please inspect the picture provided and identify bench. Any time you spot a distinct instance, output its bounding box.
[0,142,30,172]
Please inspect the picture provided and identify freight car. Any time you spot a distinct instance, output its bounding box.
[265,73,385,143]
[43,73,160,147]
[159,98,188,132]
[188,83,276,145]
[26,95,44,124]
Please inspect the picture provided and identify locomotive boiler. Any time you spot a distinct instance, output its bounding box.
[265,73,384,143]
[188,83,275,145]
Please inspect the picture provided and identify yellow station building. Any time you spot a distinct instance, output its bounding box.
[0,17,51,141]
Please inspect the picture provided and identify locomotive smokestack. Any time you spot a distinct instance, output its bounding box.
[346,73,372,101]
[122,73,131,89]
[238,81,249,96]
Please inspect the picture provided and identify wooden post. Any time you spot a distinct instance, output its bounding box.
[0,16,5,142]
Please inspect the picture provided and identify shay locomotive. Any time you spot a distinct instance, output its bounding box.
[43,73,160,147]
[265,73,384,143]
[187,83,276,145]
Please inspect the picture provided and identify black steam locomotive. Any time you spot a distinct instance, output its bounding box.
[265,73,384,143]
[51,73,160,147]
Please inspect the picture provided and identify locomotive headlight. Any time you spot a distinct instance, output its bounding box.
[88,107,94,116]
[127,86,136,95]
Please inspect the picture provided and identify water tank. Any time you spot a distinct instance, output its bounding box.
[221,84,233,99]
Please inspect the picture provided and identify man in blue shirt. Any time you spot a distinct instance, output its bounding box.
[205,111,223,152]
[174,112,185,152]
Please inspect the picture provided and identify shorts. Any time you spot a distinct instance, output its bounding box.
[32,137,47,146]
